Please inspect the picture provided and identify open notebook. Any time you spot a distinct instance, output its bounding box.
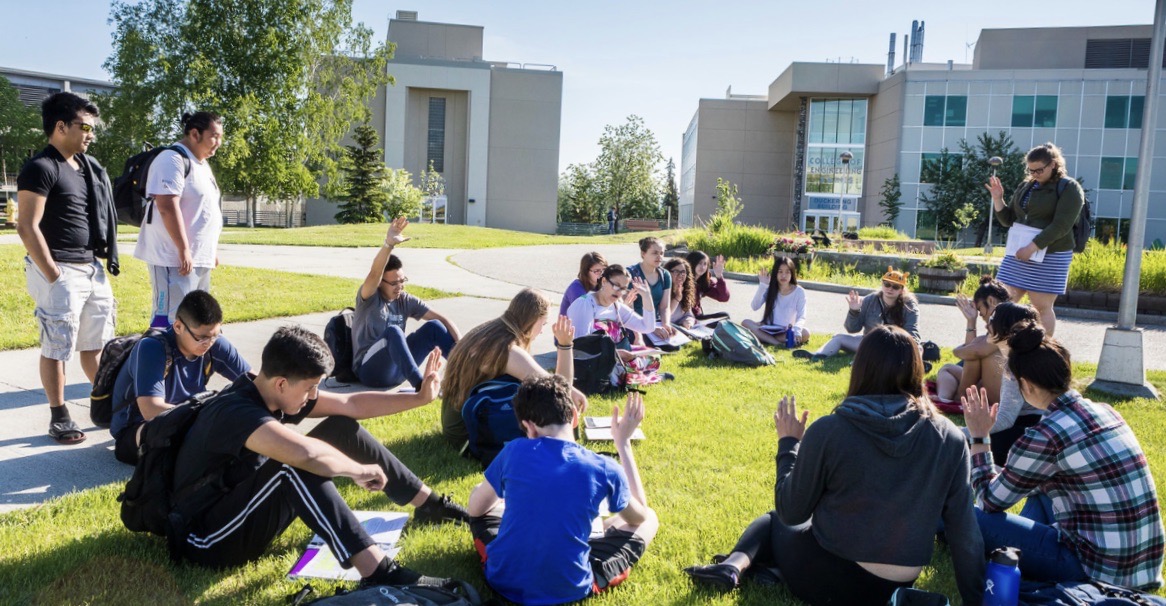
[287,511,409,581]
[583,416,646,441]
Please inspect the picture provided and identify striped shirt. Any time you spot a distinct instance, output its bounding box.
[971,391,1165,590]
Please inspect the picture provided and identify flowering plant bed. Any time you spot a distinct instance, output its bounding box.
[771,233,816,255]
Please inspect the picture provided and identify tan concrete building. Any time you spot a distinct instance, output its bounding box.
[681,24,1166,246]
[306,12,564,233]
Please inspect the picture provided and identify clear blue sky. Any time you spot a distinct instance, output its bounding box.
[0,0,1154,174]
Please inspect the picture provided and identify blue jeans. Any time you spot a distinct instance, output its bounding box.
[356,320,454,389]
[976,494,1089,584]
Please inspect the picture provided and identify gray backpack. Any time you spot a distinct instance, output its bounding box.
[706,321,775,366]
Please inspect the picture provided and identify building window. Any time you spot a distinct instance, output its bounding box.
[1104,95,1144,129]
[1099,157,1137,190]
[923,95,966,127]
[1011,95,1058,128]
[427,97,446,173]
[915,209,939,241]
[805,99,867,196]
[920,152,962,184]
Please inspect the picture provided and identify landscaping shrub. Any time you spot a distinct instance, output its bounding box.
[857,225,910,241]
[1068,239,1166,294]
[682,224,776,259]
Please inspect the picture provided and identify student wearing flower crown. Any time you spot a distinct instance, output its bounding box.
[794,267,919,361]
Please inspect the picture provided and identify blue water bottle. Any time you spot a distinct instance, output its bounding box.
[785,324,796,348]
[983,547,1021,606]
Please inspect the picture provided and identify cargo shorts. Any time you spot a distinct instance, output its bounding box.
[24,257,117,361]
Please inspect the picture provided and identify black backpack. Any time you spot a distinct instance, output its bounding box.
[323,308,359,383]
[572,333,619,395]
[112,144,191,227]
[1018,579,1166,605]
[89,329,181,427]
[295,579,483,606]
[117,390,224,560]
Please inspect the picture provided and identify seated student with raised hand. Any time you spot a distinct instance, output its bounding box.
[467,376,657,605]
[627,236,675,339]
[439,288,587,447]
[353,217,460,389]
[741,255,809,347]
[566,265,657,341]
[109,290,249,465]
[560,252,607,318]
[685,250,730,320]
[932,276,1010,406]
[795,267,918,361]
[173,326,467,585]
[963,321,1165,590]
[662,258,697,329]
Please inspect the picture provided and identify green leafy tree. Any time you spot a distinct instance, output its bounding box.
[557,162,603,223]
[921,132,1025,246]
[594,115,663,220]
[103,0,394,227]
[661,157,679,223]
[707,177,742,233]
[419,159,445,198]
[381,168,423,220]
[0,76,43,182]
[920,149,975,243]
[877,174,902,227]
[334,123,388,223]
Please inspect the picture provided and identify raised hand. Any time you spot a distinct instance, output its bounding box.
[611,391,645,446]
[417,347,443,402]
[846,290,862,311]
[774,395,809,441]
[552,315,575,345]
[631,276,651,299]
[713,254,726,278]
[961,386,998,439]
[985,175,1004,203]
[757,268,769,285]
[955,294,978,323]
[385,215,411,246]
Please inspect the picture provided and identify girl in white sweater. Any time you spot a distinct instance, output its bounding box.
[742,256,809,346]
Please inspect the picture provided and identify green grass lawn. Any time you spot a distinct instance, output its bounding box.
[0,244,451,351]
[2,342,1164,605]
[217,223,683,249]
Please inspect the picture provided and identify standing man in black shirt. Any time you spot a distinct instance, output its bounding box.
[16,92,120,445]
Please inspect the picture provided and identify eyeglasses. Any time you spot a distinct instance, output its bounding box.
[608,281,630,293]
[178,319,220,345]
[382,277,409,287]
[70,121,95,133]
[882,281,904,291]
[1026,162,1051,176]
[588,268,605,275]
[669,268,687,276]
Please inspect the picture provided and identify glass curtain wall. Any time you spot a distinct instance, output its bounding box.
[803,99,868,232]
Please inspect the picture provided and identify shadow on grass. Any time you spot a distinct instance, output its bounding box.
[378,430,482,486]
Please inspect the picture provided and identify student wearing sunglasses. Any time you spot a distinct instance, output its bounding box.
[986,142,1083,336]
[795,267,919,362]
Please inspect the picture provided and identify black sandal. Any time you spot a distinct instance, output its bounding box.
[48,419,86,445]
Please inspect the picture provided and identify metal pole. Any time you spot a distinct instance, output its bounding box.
[1092,0,1164,399]
[1118,0,1165,329]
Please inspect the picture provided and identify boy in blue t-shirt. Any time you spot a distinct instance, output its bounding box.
[110,290,250,465]
[467,375,657,605]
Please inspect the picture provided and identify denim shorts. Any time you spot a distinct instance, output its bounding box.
[24,257,117,360]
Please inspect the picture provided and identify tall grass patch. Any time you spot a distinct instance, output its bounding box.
[1069,239,1166,294]
[682,224,777,259]
[857,226,911,241]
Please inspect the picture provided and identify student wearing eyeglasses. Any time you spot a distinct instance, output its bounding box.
[16,92,119,446]
[795,268,919,362]
[986,143,1084,336]
[109,290,249,465]
[565,265,657,341]
[352,217,461,389]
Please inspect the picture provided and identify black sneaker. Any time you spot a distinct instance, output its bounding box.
[413,493,470,525]
[358,558,444,589]
[791,349,813,360]
[684,563,740,591]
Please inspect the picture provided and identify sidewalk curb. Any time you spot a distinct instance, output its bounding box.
[722,271,1166,328]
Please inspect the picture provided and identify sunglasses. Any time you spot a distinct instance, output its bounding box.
[70,121,95,133]
[882,281,904,291]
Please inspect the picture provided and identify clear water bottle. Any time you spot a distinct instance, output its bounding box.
[785,324,796,348]
[983,547,1021,606]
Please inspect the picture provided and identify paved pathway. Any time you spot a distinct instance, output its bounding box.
[1,239,1163,512]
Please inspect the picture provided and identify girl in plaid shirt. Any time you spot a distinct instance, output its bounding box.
[962,315,1164,590]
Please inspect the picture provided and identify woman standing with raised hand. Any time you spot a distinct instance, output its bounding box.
[987,142,1084,336]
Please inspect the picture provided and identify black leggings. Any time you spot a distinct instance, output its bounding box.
[731,511,912,605]
[180,416,425,568]
[990,414,1042,465]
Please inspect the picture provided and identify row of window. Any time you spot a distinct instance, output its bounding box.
[922,94,1145,129]
[916,152,1137,190]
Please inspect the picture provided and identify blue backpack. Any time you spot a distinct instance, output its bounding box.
[461,374,524,467]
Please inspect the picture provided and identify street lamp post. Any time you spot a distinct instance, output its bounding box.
[840,151,853,234]
[985,156,1002,255]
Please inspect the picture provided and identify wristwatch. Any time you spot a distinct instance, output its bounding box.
[970,436,991,446]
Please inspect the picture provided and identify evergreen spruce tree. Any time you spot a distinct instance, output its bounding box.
[336,124,389,223]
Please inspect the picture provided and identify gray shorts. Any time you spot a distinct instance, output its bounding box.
[24,257,117,360]
[148,264,212,326]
